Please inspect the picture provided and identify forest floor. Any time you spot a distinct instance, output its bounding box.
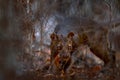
[13,63,120,80]
[3,49,120,80]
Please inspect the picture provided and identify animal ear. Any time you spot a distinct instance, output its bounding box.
[50,32,58,40]
[67,32,74,38]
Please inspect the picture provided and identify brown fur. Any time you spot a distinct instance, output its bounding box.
[78,28,110,64]
[50,32,77,75]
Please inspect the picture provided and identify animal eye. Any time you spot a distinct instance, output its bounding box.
[68,44,72,50]
[57,45,62,50]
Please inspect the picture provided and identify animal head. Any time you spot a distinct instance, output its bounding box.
[50,32,77,57]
